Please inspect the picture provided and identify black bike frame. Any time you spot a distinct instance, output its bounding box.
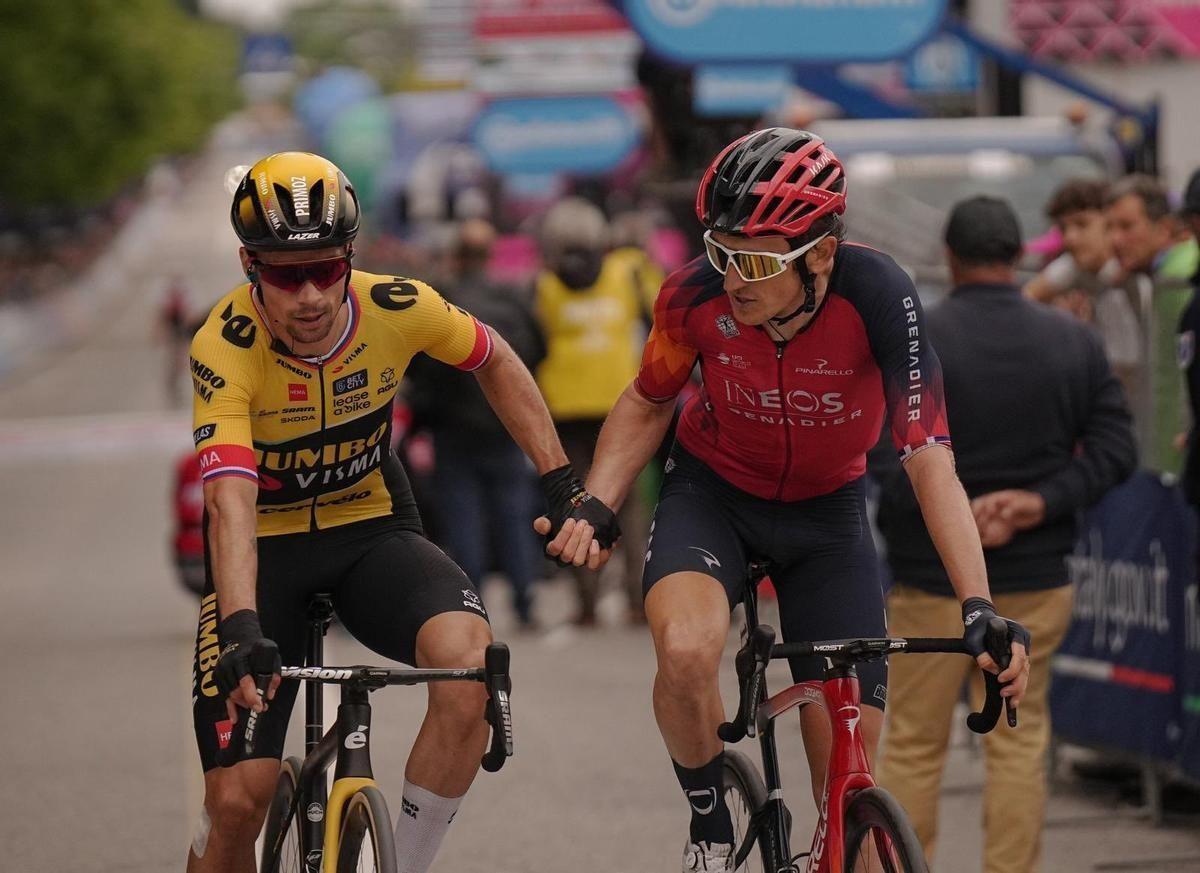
[743,566,795,868]
[260,597,512,873]
[300,595,334,870]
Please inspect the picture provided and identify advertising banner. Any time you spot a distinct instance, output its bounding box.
[1012,0,1200,63]
[624,0,947,63]
[475,0,640,94]
[1050,472,1191,762]
[694,64,794,117]
[472,95,641,175]
[1180,567,1200,778]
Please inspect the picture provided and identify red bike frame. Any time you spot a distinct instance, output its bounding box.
[761,674,898,872]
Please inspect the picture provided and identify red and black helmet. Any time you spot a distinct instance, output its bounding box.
[696,128,846,237]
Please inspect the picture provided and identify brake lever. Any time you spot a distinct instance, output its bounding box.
[216,673,274,767]
[965,618,1017,733]
[481,643,513,772]
[718,625,775,743]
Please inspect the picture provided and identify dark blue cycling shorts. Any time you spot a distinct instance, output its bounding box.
[643,445,888,710]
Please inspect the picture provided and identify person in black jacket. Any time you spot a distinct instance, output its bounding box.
[1176,168,1200,505]
[407,219,546,627]
[870,196,1136,873]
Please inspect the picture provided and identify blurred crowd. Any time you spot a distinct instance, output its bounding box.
[168,165,1200,637]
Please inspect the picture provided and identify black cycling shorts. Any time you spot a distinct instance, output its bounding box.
[191,515,488,772]
[644,445,888,710]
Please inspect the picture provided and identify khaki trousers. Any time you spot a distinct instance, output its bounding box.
[878,584,1074,873]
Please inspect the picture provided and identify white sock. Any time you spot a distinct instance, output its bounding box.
[393,780,463,873]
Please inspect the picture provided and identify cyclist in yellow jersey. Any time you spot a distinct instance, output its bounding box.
[187,153,620,873]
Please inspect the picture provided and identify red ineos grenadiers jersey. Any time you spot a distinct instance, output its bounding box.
[635,243,950,501]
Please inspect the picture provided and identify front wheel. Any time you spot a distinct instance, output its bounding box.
[261,756,306,873]
[842,787,928,873]
[723,750,783,872]
[336,786,398,873]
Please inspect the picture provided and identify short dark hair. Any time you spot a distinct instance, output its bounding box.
[1106,173,1171,221]
[944,195,1023,267]
[1045,178,1108,220]
[788,213,846,250]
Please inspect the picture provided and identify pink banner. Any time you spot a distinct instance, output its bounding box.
[1011,0,1200,62]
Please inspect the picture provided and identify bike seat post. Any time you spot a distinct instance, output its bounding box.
[304,595,334,757]
[743,561,769,629]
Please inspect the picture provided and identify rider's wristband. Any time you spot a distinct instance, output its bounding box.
[218,608,264,650]
[539,463,586,517]
[961,597,996,628]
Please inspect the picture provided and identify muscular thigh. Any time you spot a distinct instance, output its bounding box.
[773,521,888,710]
[643,474,748,607]
[192,529,339,773]
[334,528,490,667]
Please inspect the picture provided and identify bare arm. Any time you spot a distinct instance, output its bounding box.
[204,475,278,713]
[905,446,1030,705]
[903,446,990,604]
[585,383,676,509]
[203,476,259,618]
[474,327,569,474]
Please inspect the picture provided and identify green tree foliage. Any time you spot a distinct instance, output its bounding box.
[285,0,416,91]
[0,0,240,207]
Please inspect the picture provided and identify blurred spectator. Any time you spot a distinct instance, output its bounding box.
[1176,168,1200,504]
[1023,180,1143,394]
[406,219,545,628]
[1106,174,1200,473]
[872,196,1136,873]
[534,198,649,626]
[160,276,193,407]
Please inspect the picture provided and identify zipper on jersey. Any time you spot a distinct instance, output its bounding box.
[311,366,326,532]
[773,341,791,501]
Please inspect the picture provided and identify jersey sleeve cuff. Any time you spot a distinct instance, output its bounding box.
[898,436,953,463]
[455,318,494,372]
[633,377,678,404]
[197,444,259,482]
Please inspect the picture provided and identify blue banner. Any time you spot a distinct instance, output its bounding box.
[1180,568,1200,778]
[624,0,947,63]
[694,64,794,117]
[904,33,978,93]
[471,96,641,176]
[1051,473,1192,763]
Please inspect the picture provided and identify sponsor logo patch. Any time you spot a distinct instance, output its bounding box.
[288,383,308,402]
[193,424,217,445]
[333,369,368,396]
[215,719,233,750]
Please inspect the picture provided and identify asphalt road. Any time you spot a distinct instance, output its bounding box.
[1,116,1197,873]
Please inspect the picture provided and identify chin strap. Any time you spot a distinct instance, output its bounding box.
[769,259,818,325]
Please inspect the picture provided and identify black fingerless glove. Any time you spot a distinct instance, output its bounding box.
[214,609,281,698]
[539,464,622,551]
[961,597,1032,661]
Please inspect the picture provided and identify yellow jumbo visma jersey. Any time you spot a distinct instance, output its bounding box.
[190,270,493,536]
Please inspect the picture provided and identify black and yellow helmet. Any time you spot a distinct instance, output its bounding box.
[230,152,360,252]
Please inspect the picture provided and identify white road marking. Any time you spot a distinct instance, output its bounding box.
[0,411,191,461]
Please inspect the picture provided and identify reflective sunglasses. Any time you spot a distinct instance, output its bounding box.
[703,230,830,282]
[251,257,351,293]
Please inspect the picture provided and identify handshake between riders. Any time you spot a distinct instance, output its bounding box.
[188,138,1027,873]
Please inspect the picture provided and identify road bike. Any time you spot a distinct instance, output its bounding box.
[718,564,1015,873]
[225,595,513,873]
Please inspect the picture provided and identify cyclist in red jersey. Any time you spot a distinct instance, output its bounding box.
[540,129,1031,872]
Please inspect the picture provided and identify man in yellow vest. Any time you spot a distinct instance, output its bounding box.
[534,197,651,625]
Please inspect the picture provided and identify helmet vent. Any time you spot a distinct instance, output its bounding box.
[273,183,296,225]
[308,180,325,226]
